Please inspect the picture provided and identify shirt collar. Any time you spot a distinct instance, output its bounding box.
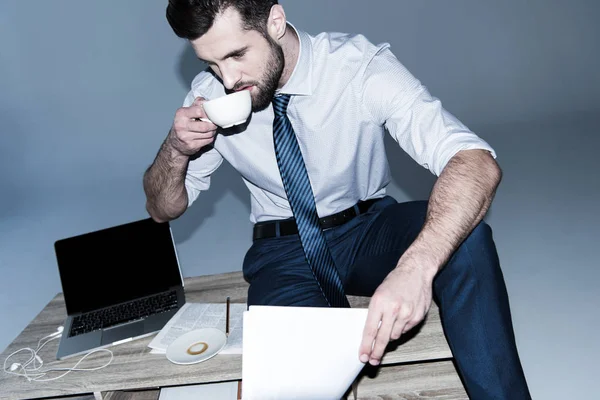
[277,22,313,97]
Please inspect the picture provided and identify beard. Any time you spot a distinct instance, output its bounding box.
[233,35,285,113]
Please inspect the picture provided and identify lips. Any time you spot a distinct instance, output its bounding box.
[236,85,253,91]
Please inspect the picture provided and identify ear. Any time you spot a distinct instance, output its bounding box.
[266,4,287,42]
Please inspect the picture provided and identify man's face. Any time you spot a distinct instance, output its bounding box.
[190,7,284,112]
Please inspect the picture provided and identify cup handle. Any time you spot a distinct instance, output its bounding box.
[194,117,212,123]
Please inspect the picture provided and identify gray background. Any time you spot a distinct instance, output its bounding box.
[1,0,598,397]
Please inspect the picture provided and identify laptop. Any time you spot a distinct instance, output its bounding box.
[53,217,186,360]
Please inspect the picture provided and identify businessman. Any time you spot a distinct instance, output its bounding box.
[143,1,532,398]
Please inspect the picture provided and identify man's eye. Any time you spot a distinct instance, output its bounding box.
[232,53,245,60]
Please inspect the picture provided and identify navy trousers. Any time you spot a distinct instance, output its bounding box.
[243,196,532,399]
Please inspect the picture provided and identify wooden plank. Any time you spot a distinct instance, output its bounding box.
[0,271,452,400]
[348,360,468,400]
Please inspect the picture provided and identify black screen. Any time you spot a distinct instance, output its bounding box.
[54,218,183,315]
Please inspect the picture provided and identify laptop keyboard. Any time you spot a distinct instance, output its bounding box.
[69,290,178,337]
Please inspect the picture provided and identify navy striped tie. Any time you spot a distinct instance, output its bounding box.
[272,94,350,308]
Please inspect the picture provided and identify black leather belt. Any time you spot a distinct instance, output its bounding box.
[253,198,379,240]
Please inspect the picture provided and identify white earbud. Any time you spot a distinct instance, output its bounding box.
[47,326,64,338]
[10,363,20,371]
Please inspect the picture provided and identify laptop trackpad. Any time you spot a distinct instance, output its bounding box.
[101,321,144,345]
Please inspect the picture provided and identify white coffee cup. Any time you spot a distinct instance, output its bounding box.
[198,90,252,129]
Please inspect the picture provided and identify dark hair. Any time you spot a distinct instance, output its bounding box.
[166,0,278,40]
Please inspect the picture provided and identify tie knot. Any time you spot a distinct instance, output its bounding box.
[272,94,291,117]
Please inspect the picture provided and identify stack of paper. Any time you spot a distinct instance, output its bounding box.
[242,305,368,400]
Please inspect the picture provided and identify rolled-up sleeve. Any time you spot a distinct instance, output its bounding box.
[185,148,223,206]
[181,86,224,207]
[362,46,496,176]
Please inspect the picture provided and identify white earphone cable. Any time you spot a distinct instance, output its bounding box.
[3,327,114,382]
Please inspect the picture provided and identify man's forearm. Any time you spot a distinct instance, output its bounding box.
[401,149,502,278]
[143,139,190,222]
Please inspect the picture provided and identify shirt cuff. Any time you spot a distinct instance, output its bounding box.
[431,133,497,176]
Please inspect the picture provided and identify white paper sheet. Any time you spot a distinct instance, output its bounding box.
[242,305,368,400]
[148,303,246,355]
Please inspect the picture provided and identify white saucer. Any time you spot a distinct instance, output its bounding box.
[166,328,227,365]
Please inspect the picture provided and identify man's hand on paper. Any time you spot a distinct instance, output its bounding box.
[359,260,434,366]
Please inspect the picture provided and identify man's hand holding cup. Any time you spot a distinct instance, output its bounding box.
[168,97,217,157]
[167,90,252,157]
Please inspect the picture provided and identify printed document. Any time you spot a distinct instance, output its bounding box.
[148,302,246,355]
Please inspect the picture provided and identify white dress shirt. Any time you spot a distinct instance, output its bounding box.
[182,23,496,224]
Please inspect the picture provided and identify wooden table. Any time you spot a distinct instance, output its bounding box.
[0,272,468,399]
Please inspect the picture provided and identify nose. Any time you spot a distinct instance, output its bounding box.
[220,63,242,90]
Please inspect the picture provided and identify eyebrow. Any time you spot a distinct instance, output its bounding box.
[199,46,249,64]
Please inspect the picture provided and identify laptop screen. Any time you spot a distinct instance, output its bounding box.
[54,218,183,315]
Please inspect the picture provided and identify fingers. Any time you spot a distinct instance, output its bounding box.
[369,315,398,366]
[174,98,218,136]
[359,306,382,364]
[360,299,397,366]
[368,300,410,365]
[172,118,216,145]
[185,119,217,136]
[179,97,217,132]
[401,318,420,335]
[169,97,219,156]
[390,319,405,340]
[192,96,204,106]
[360,299,427,366]
[401,298,431,334]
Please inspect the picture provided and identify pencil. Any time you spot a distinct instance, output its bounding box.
[226,296,230,336]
